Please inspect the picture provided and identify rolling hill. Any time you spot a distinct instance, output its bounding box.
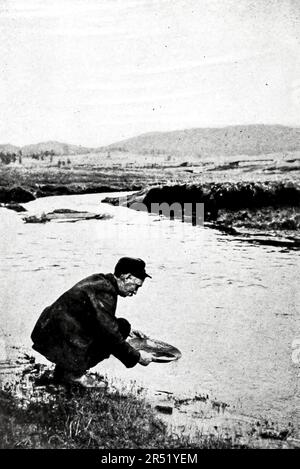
[2,125,300,158]
[105,125,300,157]
[0,144,21,154]
[0,141,93,155]
[21,141,92,155]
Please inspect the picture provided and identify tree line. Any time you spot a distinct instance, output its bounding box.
[0,150,56,165]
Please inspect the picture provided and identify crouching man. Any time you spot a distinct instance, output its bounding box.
[31,257,153,388]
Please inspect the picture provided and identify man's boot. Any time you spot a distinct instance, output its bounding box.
[53,366,106,389]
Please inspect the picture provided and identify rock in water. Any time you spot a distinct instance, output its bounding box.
[8,187,36,203]
[24,214,48,224]
[2,203,27,212]
[23,209,113,223]
[0,186,35,203]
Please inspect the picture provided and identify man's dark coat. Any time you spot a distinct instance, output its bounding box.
[31,273,140,372]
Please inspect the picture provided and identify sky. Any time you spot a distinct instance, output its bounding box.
[0,0,300,146]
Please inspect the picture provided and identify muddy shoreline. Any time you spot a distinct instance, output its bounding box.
[1,352,299,449]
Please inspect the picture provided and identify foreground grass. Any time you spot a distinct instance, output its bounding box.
[0,382,240,449]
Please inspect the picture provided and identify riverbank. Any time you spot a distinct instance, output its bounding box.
[101,181,300,249]
[1,355,298,449]
[0,357,244,449]
[103,180,300,222]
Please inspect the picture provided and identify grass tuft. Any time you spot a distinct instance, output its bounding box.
[0,376,242,449]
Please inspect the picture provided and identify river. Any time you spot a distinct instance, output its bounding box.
[0,192,299,431]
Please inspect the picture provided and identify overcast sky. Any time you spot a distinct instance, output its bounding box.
[0,0,299,146]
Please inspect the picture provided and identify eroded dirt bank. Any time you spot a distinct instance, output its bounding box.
[103,181,300,248]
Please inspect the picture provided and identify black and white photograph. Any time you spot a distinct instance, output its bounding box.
[0,0,299,453]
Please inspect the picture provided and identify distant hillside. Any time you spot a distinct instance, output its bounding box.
[0,141,93,156]
[106,125,300,157]
[0,144,20,154]
[2,125,300,158]
[21,141,92,156]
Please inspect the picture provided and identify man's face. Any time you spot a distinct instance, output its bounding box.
[118,274,144,297]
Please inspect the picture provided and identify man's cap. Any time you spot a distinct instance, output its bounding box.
[114,257,152,281]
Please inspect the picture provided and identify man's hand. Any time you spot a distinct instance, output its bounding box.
[139,350,153,366]
[130,329,148,339]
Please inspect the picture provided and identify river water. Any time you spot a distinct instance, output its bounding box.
[0,193,299,430]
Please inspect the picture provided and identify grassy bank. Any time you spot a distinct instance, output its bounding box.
[0,374,240,449]
[1,363,297,449]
